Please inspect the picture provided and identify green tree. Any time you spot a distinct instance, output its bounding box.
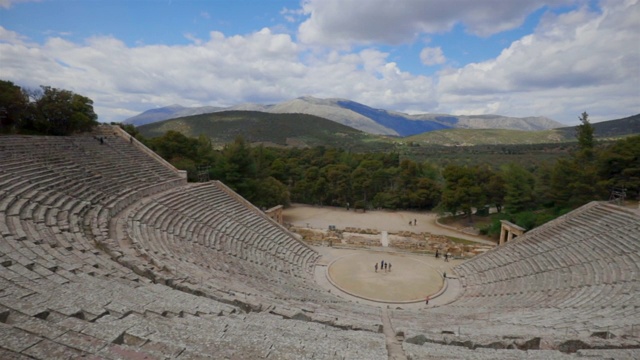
[440,165,485,222]
[411,178,441,209]
[324,163,352,206]
[549,112,605,209]
[254,176,290,208]
[219,136,257,197]
[351,160,383,204]
[502,163,536,213]
[149,130,198,160]
[269,158,288,182]
[0,80,28,133]
[597,135,640,200]
[532,162,554,208]
[576,111,595,158]
[29,86,98,135]
[486,172,506,213]
[118,123,142,139]
[550,156,604,208]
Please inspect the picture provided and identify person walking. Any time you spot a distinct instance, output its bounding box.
[388,263,392,272]
[375,263,378,272]
[425,296,430,305]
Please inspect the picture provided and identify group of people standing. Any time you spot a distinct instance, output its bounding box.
[374,260,391,272]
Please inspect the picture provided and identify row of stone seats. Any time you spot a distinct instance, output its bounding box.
[0,130,387,357]
[0,251,387,359]
[0,133,183,285]
[404,342,574,359]
[452,204,638,315]
[459,203,640,276]
[391,202,639,343]
[110,182,383,328]
[121,182,316,277]
[0,134,185,217]
[0,129,384,358]
[403,341,639,359]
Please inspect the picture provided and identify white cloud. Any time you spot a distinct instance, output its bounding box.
[0,26,436,122]
[0,1,637,125]
[0,26,31,45]
[436,0,640,122]
[298,0,575,46]
[280,6,305,23]
[420,47,445,66]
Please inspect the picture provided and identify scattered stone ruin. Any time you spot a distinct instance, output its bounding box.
[289,226,492,258]
[264,204,284,225]
[499,219,526,245]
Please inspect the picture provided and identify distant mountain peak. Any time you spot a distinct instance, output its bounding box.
[124,97,564,135]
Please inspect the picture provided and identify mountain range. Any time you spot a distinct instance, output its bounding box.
[125,96,563,137]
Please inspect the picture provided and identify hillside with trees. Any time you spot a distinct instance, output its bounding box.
[137,110,393,152]
[556,113,640,139]
[123,112,639,241]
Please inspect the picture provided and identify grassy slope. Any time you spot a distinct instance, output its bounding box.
[137,111,394,152]
[404,114,640,146]
[403,128,566,146]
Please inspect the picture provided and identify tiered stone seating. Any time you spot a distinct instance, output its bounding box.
[3,128,638,358]
[0,247,386,359]
[0,129,387,358]
[392,201,640,349]
[404,342,575,359]
[109,181,383,329]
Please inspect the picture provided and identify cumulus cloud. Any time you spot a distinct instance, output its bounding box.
[0,26,436,122]
[436,0,640,121]
[420,47,445,66]
[0,1,637,124]
[298,0,574,46]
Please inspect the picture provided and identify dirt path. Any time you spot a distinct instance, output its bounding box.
[283,204,494,244]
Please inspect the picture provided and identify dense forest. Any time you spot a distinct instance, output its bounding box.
[121,113,640,239]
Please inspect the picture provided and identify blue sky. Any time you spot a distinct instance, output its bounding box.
[1,0,638,124]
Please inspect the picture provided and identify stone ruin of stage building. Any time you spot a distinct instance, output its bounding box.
[289,225,493,258]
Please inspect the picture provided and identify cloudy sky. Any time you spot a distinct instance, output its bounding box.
[1,0,638,124]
